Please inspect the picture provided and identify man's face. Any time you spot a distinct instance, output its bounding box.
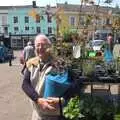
[107,36,112,44]
[35,38,50,57]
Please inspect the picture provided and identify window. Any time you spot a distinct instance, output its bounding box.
[13,16,18,23]
[48,27,52,34]
[80,16,85,25]
[36,27,41,33]
[97,19,102,25]
[25,16,29,23]
[14,27,19,31]
[106,18,110,25]
[70,16,76,26]
[36,14,40,23]
[25,26,29,31]
[4,27,8,34]
[103,18,106,25]
[47,15,52,23]
[2,16,7,25]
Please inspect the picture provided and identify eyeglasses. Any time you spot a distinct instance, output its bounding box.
[35,43,50,49]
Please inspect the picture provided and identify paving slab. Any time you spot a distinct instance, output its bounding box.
[0,50,31,120]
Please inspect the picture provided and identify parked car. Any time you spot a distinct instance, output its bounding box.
[0,45,8,62]
[0,45,14,62]
[95,29,112,40]
[90,39,105,51]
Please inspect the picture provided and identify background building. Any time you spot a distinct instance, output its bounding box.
[0,1,120,49]
[57,2,117,41]
[0,6,11,47]
[0,1,57,49]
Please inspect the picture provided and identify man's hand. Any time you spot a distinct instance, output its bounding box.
[37,98,56,110]
[47,97,65,104]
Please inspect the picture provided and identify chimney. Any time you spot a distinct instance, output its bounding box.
[65,1,68,5]
[32,1,37,8]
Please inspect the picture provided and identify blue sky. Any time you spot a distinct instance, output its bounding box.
[0,0,119,7]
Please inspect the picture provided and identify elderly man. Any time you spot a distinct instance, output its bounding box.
[22,34,69,120]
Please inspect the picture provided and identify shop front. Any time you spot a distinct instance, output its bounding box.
[10,34,36,49]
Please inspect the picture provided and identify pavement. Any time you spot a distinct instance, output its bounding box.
[0,50,119,120]
[0,50,31,120]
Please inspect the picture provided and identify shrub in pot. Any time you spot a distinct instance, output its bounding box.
[63,95,114,120]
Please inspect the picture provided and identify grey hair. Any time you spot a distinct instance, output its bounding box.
[27,41,32,45]
[34,34,51,45]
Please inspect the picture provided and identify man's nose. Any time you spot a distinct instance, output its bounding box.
[38,44,43,49]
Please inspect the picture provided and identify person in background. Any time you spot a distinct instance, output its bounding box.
[107,33,114,53]
[104,43,113,63]
[104,42,113,74]
[22,34,71,120]
[113,38,120,60]
[23,41,35,61]
[8,47,13,66]
[21,41,35,74]
[113,38,120,74]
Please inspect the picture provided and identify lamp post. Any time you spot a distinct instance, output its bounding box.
[9,32,12,48]
[21,30,24,48]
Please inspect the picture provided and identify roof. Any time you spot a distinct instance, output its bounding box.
[57,3,117,14]
[0,5,33,10]
[0,5,57,13]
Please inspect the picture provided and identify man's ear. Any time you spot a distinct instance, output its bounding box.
[46,48,52,54]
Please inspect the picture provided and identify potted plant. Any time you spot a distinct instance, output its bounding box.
[63,95,115,120]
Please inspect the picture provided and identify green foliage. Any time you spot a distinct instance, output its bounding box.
[114,103,120,120]
[63,95,115,120]
[63,30,72,42]
[114,114,120,120]
[63,96,84,120]
[63,30,79,43]
[82,60,95,76]
[85,15,93,26]
[80,95,114,120]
